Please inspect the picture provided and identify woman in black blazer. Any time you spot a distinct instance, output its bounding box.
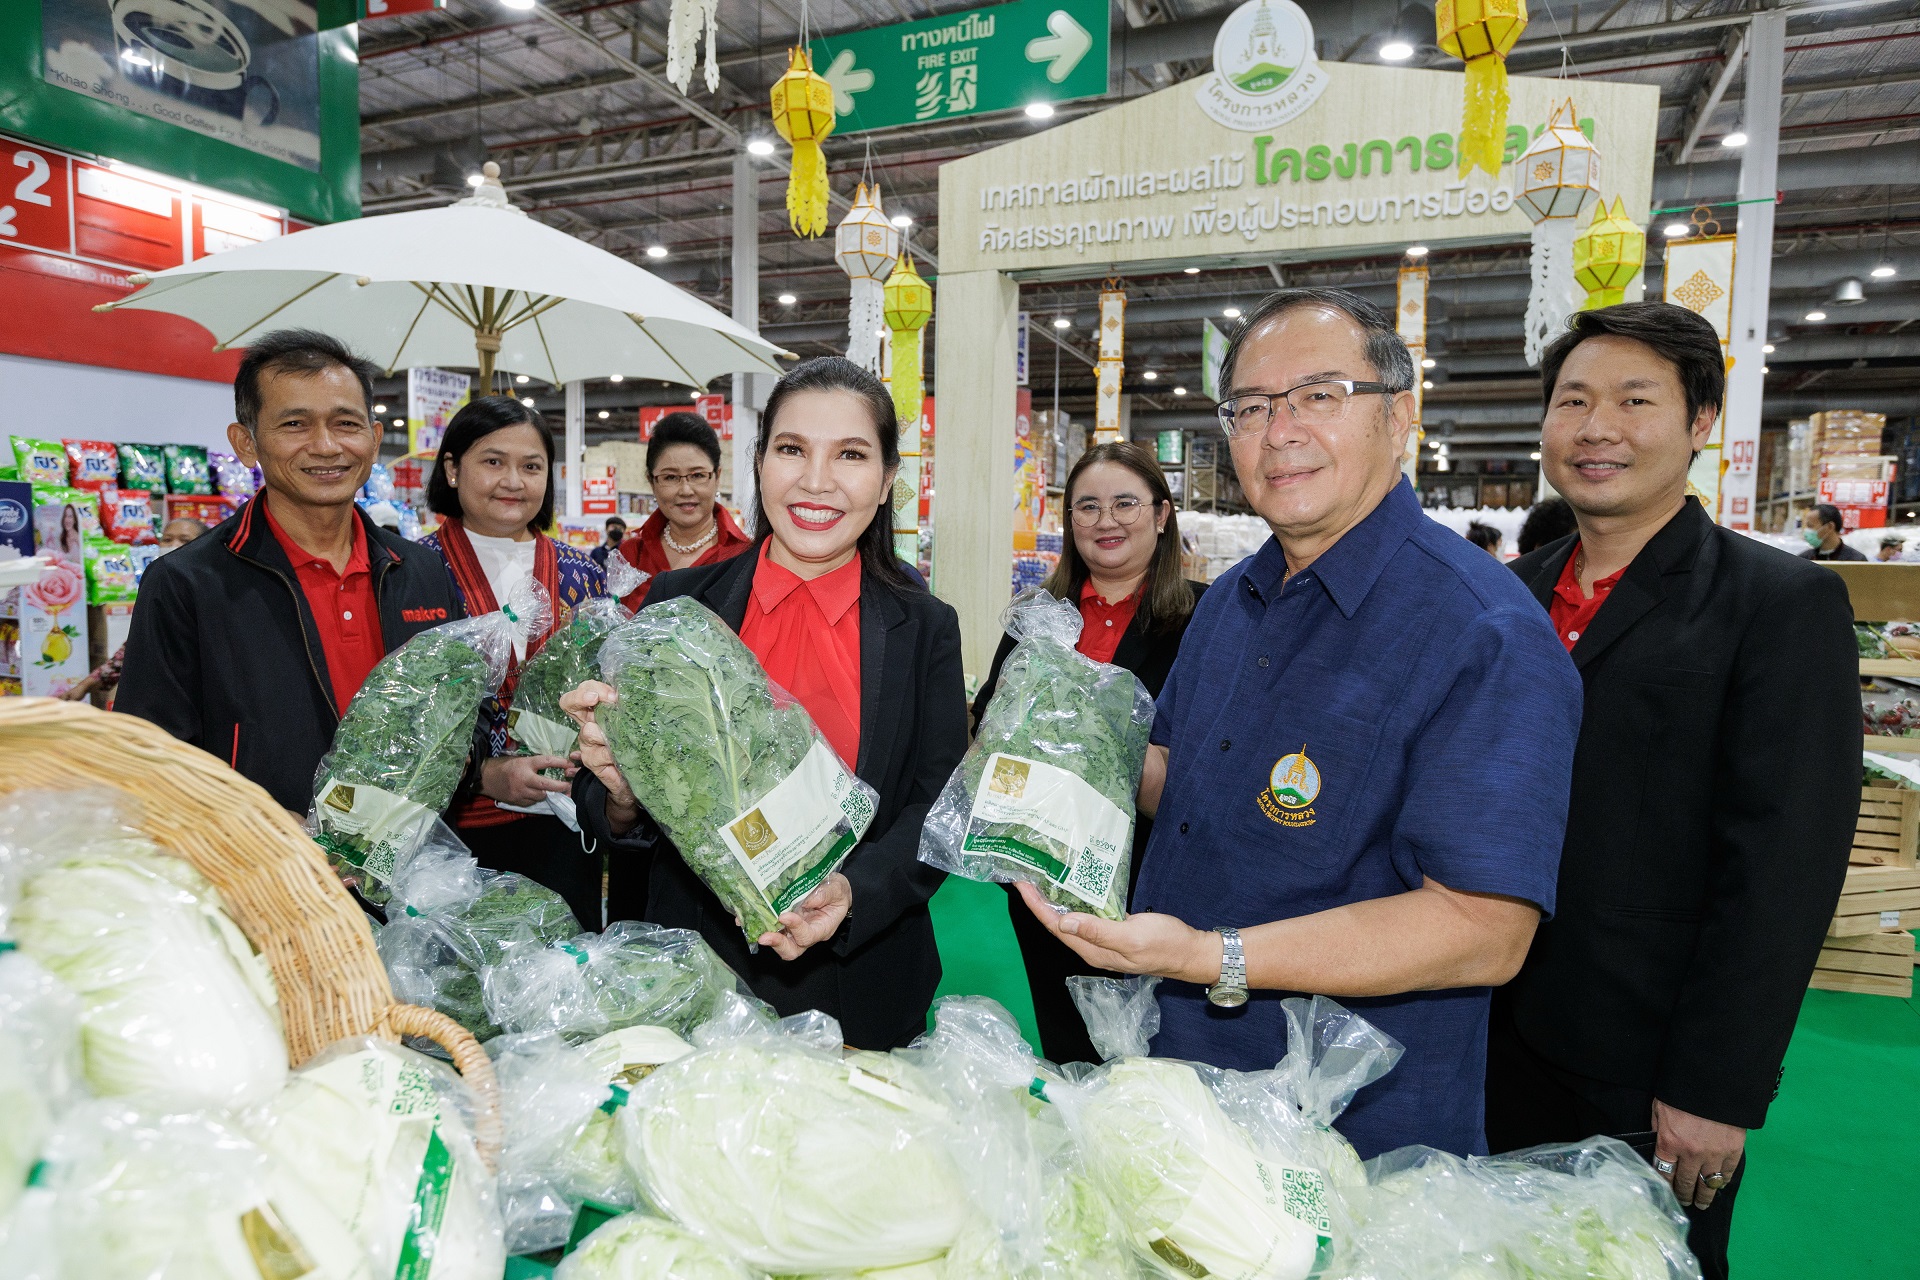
[971,440,1205,1064]
[564,358,966,1050]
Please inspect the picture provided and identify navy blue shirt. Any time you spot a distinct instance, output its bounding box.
[1134,479,1581,1160]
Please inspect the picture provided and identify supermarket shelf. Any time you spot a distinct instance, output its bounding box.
[1861,658,1920,679]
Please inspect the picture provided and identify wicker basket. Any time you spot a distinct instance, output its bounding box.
[0,697,500,1163]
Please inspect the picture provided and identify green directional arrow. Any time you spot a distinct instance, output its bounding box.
[809,0,1109,136]
[1025,10,1093,83]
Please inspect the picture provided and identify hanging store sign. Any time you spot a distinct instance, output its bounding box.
[1663,234,1736,521]
[809,0,1108,136]
[939,62,1658,275]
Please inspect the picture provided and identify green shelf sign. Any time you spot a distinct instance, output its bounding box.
[809,0,1109,136]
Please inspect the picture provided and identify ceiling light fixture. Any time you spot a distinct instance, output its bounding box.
[372,404,387,415]
[1871,260,1897,279]
[1053,317,1070,329]
[1183,266,1200,275]
[597,410,610,420]
[1025,102,1055,119]
[521,396,535,407]
[1805,310,1827,322]
[777,293,797,305]
[1223,306,1241,318]
[1173,386,1188,396]
[690,390,701,401]
[1428,439,1441,450]
[1663,222,1689,238]
[500,0,536,10]
[1422,379,1434,390]
[1720,131,1748,148]
[645,245,668,259]
[891,214,912,227]
[745,138,775,157]
[1405,244,1428,257]
[1421,357,1437,369]
[393,418,405,428]
[609,374,623,383]
[1529,451,1542,461]
[1379,40,1414,61]
[466,173,484,187]
[1143,370,1159,381]
[1762,344,1775,354]
[515,373,530,384]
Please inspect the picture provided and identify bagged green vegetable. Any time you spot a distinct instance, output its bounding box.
[598,597,879,942]
[483,919,739,1044]
[4,793,287,1110]
[1325,1139,1699,1280]
[556,1212,758,1280]
[511,556,648,774]
[250,1036,505,1280]
[38,1100,375,1280]
[0,952,82,1218]
[376,837,579,1045]
[919,591,1154,920]
[312,583,549,902]
[623,1005,971,1274]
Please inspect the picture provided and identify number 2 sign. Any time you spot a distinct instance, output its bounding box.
[0,144,71,255]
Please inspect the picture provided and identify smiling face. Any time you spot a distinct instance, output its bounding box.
[1541,335,1716,523]
[1070,460,1166,586]
[1225,306,1413,561]
[649,442,720,535]
[227,363,377,513]
[446,422,549,538]
[756,388,894,579]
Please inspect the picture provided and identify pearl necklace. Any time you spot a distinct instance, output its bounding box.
[663,520,718,556]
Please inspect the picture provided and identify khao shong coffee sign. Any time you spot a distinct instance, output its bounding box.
[939,0,1658,275]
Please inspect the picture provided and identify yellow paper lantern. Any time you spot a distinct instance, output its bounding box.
[770,47,836,237]
[883,256,933,429]
[1437,0,1528,178]
[1572,197,1646,310]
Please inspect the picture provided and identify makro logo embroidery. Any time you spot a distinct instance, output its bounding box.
[401,607,449,623]
[1258,746,1320,827]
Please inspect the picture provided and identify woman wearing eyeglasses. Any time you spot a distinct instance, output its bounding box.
[615,411,752,606]
[970,439,1205,1064]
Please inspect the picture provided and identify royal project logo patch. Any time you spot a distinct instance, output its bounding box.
[1258,746,1319,827]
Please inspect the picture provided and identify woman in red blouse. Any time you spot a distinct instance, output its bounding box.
[615,412,751,606]
[565,359,967,1049]
[971,440,1206,1064]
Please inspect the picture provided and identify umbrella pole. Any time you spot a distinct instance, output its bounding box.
[475,328,501,390]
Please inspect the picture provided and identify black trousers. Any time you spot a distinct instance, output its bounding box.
[1486,1004,1744,1280]
[457,812,605,933]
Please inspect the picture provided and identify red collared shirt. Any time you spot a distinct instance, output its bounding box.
[262,498,385,714]
[1077,578,1141,665]
[618,504,753,606]
[1547,545,1625,653]
[738,541,863,768]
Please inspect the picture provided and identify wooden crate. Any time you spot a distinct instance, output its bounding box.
[1853,786,1920,868]
[1816,929,1915,979]
[1810,968,1914,997]
[1828,865,1920,935]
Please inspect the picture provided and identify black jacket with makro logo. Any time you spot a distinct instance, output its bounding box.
[116,494,463,814]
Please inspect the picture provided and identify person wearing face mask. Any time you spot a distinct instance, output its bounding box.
[564,357,967,1049]
[421,395,609,927]
[969,440,1204,1065]
[1798,504,1866,561]
[64,518,210,704]
[615,412,752,606]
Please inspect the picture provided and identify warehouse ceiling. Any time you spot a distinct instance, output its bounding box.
[357,0,1920,445]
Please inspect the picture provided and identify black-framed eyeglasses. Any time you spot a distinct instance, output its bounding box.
[1070,496,1155,528]
[1215,380,1398,438]
[651,468,716,489]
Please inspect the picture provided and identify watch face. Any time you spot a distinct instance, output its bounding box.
[1207,984,1249,1009]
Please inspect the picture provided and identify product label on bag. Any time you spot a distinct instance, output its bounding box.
[720,741,868,913]
[313,778,436,884]
[505,706,579,757]
[962,752,1129,908]
[1147,1146,1329,1280]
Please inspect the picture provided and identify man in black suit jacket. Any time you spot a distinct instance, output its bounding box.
[1487,303,1858,1280]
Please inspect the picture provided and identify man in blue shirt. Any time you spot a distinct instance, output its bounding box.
[1017,287,1582,1159]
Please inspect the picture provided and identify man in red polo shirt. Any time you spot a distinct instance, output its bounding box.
[119,330,462,814]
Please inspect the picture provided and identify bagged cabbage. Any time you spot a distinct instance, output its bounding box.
[377,837,579,1045]
[250,1036,505,1280]
[38,1100,374,1280]
[484,919,739,1043]
[1327,1139,1700,1280]
[0,953,82,1217]
[491,1027,695,1251]
[556,1212,757,1280]
[598,598,879,942]
[510,556,648,771]
[919,591,1154,920]
[312,582,549,903]
[5,796,286,1109]
[623,1007,970,1273]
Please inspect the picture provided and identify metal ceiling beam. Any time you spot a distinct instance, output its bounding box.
[363,69,633,129]
[1510,0,1907,56]
[529,3,738,138]
[1676,28,1748,164]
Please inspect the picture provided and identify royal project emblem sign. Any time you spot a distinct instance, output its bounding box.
[1194,0,1331,131]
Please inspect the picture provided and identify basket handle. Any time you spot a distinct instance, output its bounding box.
[377,1002,503,1172]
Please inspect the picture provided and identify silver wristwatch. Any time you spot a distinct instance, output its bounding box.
[1207,927,1248,1008]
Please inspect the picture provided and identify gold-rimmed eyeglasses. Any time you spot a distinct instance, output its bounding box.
[1070,496,1154,528]
[1215,379,1398,438]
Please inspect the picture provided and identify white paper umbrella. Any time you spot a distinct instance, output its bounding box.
[95,165,791,388]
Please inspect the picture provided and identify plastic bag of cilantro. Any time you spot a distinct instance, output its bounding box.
[917,590,1155,921]
[310,580,550,903]
[509,556,648,777]
[596,598,879,944]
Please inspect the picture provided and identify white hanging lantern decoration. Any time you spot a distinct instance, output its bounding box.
[1517,99,1601,366]
[1094,283,1126,443]
[834,182,900,376]
[666,0,722,94]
